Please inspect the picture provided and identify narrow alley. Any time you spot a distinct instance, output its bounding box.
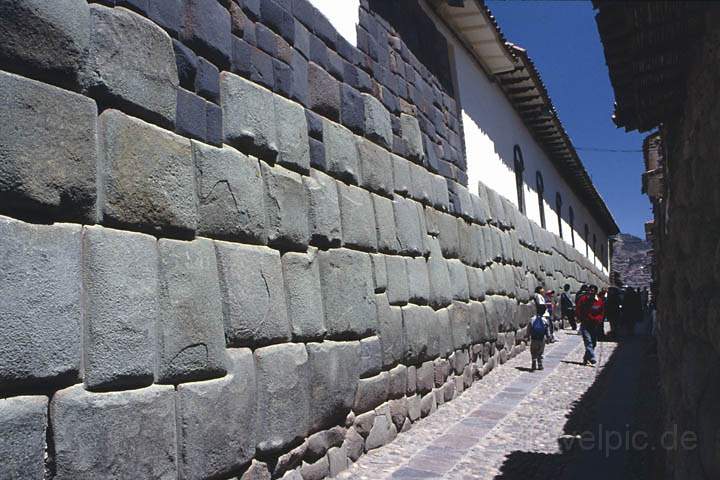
[342,325,659,480]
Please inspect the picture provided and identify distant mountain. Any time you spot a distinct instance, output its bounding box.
[611,233,652,288]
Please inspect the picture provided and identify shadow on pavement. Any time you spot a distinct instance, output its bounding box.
[493,332,662,480]
[559,360,586,367]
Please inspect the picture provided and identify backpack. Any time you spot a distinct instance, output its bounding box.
[530,316,547,340]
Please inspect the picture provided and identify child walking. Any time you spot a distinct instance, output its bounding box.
[528,303,550,371]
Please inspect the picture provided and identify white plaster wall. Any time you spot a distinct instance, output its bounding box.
[425,5,610,269]
[308,0,360,45]
[308,0,611,274]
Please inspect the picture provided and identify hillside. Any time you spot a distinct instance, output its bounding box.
[611,233,652,288]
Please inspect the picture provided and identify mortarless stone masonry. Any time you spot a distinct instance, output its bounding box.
[0,1,609,478]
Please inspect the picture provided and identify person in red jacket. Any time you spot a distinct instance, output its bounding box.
[576,285,604,366]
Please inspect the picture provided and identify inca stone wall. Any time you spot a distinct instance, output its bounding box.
[656,10,720,480]
[0,1,607,479]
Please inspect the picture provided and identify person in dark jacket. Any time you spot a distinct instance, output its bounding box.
[560,284,576,330]
[605,287,622,338]
[622,287,641,336]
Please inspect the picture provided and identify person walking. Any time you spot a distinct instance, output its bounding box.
[605,287,621,338]
[560,284,576,330]
[534,286,555,343]
[545,289,557,342]
[527,303,550,371]
[576,285,604,366]
[622,287,641,336]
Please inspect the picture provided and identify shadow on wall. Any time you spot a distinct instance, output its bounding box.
[493,335,665,480]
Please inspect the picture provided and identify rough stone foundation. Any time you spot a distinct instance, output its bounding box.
[0,1,607,478]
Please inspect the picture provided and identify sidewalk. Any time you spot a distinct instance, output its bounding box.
[339,327,650,479]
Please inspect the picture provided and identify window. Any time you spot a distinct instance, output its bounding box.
[569,206,575,247]
[601,245,606,268]
[584,224,589,257]
[513,145,525,213]
[593,234,597,264]
[536,171,545,228]
[555,192,563,239]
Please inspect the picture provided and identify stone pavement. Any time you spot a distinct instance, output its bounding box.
[339,328,628,479]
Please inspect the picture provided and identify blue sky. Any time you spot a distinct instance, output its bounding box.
[485,0,651,238]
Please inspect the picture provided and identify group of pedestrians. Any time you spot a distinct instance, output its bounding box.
[527,283,652,371]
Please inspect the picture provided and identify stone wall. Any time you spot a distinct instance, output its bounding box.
[0,1,607,478]
[655,10,720,480]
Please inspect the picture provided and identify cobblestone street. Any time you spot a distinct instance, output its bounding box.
[341,327,652,480]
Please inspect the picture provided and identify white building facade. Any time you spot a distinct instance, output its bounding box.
[309,0,616,275]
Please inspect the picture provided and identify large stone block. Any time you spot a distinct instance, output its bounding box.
[359,336,382,378]
[365,410,397,451]
[193,142,266,243]
[304,169,342,247]
[215,242,291,346]
[449,301,471,349]
[255,343,310,454]
[51,385,177,480]
[416,361,434,394]
[306,341,360,432]
[262,162,310,250]
[406,256,431,304]
[467,266,487,302]
[388,365,408,400]
[357,138,393,196]
[408,162,433,205]
[327,446,349,477]
[402,305,433,364]
[449,182,473,220]
[377,295,405,367]
[322,118,360,184]
[392,195,425,255]
[353,372,389,414]
[83,4,178,127]
[274,94,311,173]
[305,427,345,463]
[427,237,453,308]
[221,71,278,159]
[447,259,470,301]
[391,154,411,195]
[431,174,450,211]
[437,212,460,258]
[0,71,96,222]
[458,222,480,266]
[363,93,392,149]
[282,249,326,341]
[471,225,488,267]
[82,226,157,391]
[181,0,232,67]
[318,249,377,339]
[177,349,256,480]
[0,395,48,479]
[400,113,424,161]
[373,194,399,253]
[156,238,227,383]
[370,254,388,292]
[99,109,196,237]
[0,217,81,391]
[483,297,500,341]
[0,0,90,89]
[308,61,340,121]
[434,308,454,358]
[385,255,410,306]
[338,182,377,251]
